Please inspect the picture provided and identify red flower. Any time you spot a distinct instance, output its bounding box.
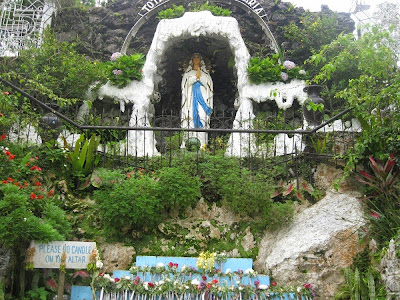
[212,279,218,284]
[0,134,6,141]
[303,283,312,289]
[8,154,15,160]
[26,162,30,166]
[173,263,178,268]
[99,273,103,277]
[38,195,44,199]
[48,190,54,197]
[254,280,260,286]
[4,150,10,156]
[148,282,154,287]
[30,166,42,171]
[24,182,28,187]
[168,262,174,267]
[207,284,212,289]
[114,278,120,282]
[2,180,8,184]
[202,276,207,281]
[0,113,4,117]
[1,91,9,95]
[30,193,36,199]
[7,177,14,182]
[370,210,380,219]
[271,282,277,286]
[34,182,41,186]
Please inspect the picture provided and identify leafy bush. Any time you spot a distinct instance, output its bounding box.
[1,29,106,107]
[309,26,400,162]
[157,167,201,215]
[248,54,306,84]
[189,2,231,16]
[157,5,185,19]
[94,175,162,235]
[107,52,145,88]
[219,170,294,230]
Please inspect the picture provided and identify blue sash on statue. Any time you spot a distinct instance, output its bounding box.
[192,81,212,128]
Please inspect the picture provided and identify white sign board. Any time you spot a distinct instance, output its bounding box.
[30,241,96,269]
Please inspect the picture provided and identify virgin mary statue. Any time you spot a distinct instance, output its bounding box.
[181,53,213,148]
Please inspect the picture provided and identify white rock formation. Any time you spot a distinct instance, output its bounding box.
[380,239,400,298]
[255,186,365,299]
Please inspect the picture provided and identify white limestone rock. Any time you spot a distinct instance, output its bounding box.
[254,190,365,299]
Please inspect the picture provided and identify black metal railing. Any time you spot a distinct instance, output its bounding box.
[0,76,358,184]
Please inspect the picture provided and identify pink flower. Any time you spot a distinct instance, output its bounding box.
[110,52,122,61]
[112,69,123,76]
[168,262,174,267]
[254,280,260,286]
[173,263,178,268]
[280,72,289,81]
[283,60,296,70]
[303,283,312,289]
[148,282,154,287]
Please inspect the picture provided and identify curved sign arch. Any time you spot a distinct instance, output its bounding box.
[120,0,279,54]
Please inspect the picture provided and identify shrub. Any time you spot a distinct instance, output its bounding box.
[157,167,201,215]
[94,175,162,235]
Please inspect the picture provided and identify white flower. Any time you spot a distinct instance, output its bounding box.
[236,281,241,285]
[191,279,200,285]
[283,60,296,70]
[23,218,27,222]
[124,275,131,280]
[297,286,302,293]
[281,72,289,81]
[143,282,149,290]
[156,262,164,268]
[245,268,254,275]
[224,268,231,274]
[156,280,164,286]
[96,260,103,269]
[103,274,114,282]
[259,284,269,290]
[299,69,306,75]
[238,286,243,291]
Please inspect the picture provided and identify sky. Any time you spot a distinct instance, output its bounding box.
[286,0,395,13]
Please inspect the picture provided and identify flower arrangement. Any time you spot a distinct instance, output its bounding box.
[248,54,307,84]
[92,264,315,299]
[107,52,145,88]
[196,251,215,272]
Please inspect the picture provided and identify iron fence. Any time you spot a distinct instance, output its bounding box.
[1,77,359,186]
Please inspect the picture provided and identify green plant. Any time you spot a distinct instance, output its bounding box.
[26,287,49,300]
[310,132,330,154]
[334,267,386,300]
[156,167,201,216]
[248,54,306,84]
[306,100,324,112]
[189,1,231,16]
[157,5,185,19]
[1,29,106,107]
[108,53,145,88]
[64,133,101,179]
[308,25,400,164]
[94,174,162,236]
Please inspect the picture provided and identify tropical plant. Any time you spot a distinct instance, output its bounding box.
[107,52,145,88]
[64,133,101,180]
[334,267,386,300]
